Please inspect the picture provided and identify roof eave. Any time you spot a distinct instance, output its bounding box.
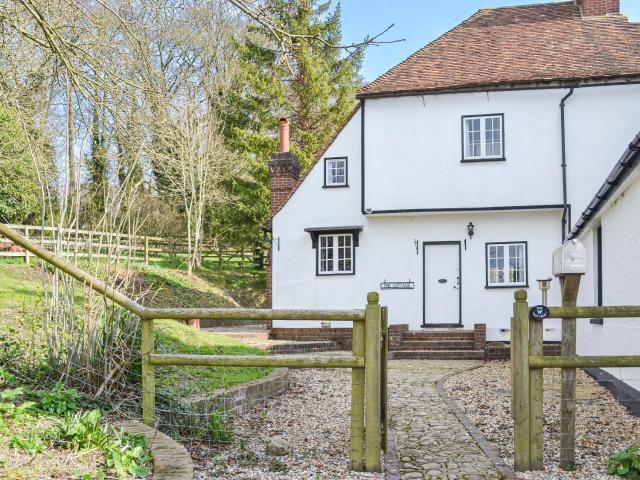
[356,75,640,99]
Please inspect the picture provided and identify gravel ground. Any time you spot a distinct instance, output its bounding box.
[444,361,640,479]
[189,368,383,480]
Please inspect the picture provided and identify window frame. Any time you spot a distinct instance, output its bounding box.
[485,241,528,288]
[323,156,349,188]
[461,113,506,162]
[316,232,355,275]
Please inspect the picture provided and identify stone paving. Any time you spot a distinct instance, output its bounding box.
[388,360,502,480]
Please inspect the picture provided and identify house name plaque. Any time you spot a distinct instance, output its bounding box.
[380,280,415,290]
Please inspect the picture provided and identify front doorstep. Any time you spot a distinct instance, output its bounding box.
[421,323,464,329]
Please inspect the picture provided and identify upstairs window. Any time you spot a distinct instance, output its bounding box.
[486,242,528,287]
[324,157,348,187]
[462,114,504,161]
[319,233,353,274]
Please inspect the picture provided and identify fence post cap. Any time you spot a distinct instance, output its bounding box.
[514,289,528,301]
[367,292,379,304]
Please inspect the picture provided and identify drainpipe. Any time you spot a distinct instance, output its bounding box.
[560,87,576,241]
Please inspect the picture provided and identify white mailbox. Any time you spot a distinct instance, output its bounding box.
[553,239,587,276]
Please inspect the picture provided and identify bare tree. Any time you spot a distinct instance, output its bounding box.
[154,98,240,275]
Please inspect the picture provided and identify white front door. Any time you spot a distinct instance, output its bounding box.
[423,242,461,326]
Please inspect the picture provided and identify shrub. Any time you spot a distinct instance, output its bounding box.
[608,446,640,478]
[31,383,81,416]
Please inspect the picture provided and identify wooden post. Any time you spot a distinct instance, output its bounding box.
[380,306,389,454]
[529,307,544,470]
[350,308,366,471]
[559,274,581,470]
[141,318,155,427]
[24,226,29,264]
[510,315,515,418]
[144,236,149,265]
[364,292,382,472]
[513,289,530,471]
[217,242,223,270]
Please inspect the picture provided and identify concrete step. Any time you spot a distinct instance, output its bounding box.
[389,349,485,360]
[399,340,475,351]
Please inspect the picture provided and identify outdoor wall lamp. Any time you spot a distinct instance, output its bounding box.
[536,276,553,305]
[262,226,280,251]
[467,221,475,239]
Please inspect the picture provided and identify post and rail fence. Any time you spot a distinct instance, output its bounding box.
[511,288,640,471]
[0,223,386,472]
[0,224,260,269]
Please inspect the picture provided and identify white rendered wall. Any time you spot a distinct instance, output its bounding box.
[577,171,640,391]
[272,84,640,343]
[363,85,640,213]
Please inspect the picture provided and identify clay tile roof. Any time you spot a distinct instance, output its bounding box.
[358,2,640,97]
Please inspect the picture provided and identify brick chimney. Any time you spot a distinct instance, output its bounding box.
[576,0,620,16]
[268,118,300,216]
[266,118,300,308]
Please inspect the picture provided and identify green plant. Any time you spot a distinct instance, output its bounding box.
[238,439,257,466]
[9,432,47,456]
[104,432,151,479]
[0,387,36,418]
[208,408,234,443]
[56,410,111,450]
[269,458,287,473]
[56,410,151,478]
[608,446,640,478]
[32,383,81,416]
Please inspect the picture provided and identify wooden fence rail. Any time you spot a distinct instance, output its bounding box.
[0,224,260,269]
[511,289,640,472]
[0,223,386,473]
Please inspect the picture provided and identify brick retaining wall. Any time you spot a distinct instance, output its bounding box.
[188,368,289,417]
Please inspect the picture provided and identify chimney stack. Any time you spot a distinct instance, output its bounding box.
[267,118,300,308]
[278,118,290,153]
[576,0,620,16]
[269,118,300,217]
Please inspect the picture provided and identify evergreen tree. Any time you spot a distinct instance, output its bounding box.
[216,0,363,245]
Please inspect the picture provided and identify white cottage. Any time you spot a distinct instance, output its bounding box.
[267,0,640,354]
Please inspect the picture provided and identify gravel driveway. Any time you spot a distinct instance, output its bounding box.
[444,361,640,479]
[190,368,384,480]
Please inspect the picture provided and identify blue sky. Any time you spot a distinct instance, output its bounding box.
[340,0,640,82]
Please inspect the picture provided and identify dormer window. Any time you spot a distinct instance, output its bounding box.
[461,114,505,162]
[324,157,348,187]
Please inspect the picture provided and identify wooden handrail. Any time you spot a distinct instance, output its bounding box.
[547,306,640,318]
[141,307,364,321]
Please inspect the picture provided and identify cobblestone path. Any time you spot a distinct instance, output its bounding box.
[388,360,502,480]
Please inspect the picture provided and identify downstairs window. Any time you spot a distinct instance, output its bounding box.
[486,242,528,287]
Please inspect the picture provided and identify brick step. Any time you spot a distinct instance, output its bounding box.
[212,331,270,342]
[402,331,474,341]
[266,341,340,355]
[389,350,485,360]
[399,340,475,351]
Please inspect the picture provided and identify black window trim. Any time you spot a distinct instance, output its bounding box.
[461,113,506,163]
[323,156,349,188]
[485,240,529,289]
[304,226,362,277]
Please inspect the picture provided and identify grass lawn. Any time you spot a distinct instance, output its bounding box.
[154,319,269,397]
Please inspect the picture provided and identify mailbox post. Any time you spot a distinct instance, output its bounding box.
[552,239,587,470]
